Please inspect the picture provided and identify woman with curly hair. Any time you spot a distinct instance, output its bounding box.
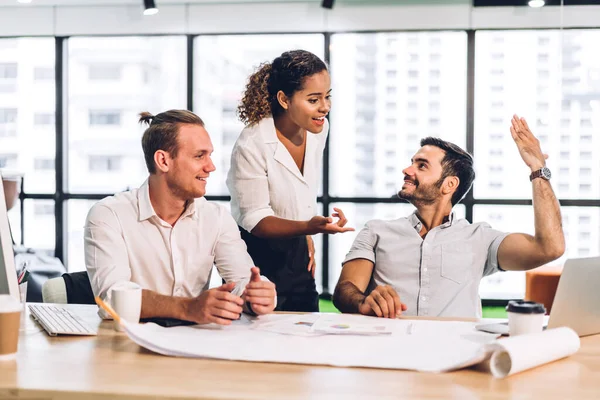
[226,50,354,312]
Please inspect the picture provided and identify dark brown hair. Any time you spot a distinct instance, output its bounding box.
[420,137,475,206]
[139,110,204,174]
[238,50,328,125]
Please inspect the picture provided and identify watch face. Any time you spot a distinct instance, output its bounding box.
[541,167,552,180]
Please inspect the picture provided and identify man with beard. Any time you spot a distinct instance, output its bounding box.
[85,110,276,325]
[332,115,565,318]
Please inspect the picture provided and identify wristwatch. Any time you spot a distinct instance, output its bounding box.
[529,167,552,181]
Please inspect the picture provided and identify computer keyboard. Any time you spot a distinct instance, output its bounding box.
[28,304,98,336]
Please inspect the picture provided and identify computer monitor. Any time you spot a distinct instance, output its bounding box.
[0,171,19,300]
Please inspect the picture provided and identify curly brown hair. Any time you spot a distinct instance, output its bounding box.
[238,50,328,125]
[139,110,204,174]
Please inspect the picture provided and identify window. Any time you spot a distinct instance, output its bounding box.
[537,54,549,63]
[386,70,396,78]
[0,154,18,168]
[69,37,186,195]
[0,38,56,194]
[34,158,55,170]
[34,67,54,80]
[34,113,55,126]
[0,63,17,79]
[89,111,121,126]
[0,108,17,124]
[475,30,600,200]
[330,32,466,198]
[34,203,54,216]
[88,155,122,172]
[88,64,122,80]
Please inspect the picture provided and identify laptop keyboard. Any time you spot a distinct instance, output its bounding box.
[29,304,98,336]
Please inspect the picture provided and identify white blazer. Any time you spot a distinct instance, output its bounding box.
[227,116,329,233]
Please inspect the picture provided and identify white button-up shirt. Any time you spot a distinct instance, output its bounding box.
[84,180,256,308]
[226,116,328,232]
[343,212,508,318]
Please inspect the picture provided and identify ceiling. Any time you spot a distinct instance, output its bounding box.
[0,0,462,7]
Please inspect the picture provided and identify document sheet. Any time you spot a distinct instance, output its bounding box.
[120,313,579,376]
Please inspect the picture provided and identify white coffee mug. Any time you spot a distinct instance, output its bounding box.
[111,287,142,332]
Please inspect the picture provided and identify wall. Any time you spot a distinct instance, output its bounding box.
[0,2,599,37]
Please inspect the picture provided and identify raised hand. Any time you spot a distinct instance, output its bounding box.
[510,114,549,172]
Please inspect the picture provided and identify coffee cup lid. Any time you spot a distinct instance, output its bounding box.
[506,300,546,314]
[0,295,21,313]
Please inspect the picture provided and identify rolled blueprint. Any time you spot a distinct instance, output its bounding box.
[488,327,580,378]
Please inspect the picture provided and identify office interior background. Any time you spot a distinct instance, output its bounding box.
[0,0,598,304]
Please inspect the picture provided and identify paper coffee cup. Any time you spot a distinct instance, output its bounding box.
[506,300,546,337]
[0,295,22,361]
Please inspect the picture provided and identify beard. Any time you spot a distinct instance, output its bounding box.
[166,174,205,201]
[398,177,443,206]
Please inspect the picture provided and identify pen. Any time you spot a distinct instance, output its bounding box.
[17,269,26,284]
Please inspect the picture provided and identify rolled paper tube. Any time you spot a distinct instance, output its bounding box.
[488,327,580,378]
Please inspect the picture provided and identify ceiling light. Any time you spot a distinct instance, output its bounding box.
[528,0,545,7]
[17,0,33,4]
[143,0,159,16]
[321,0,335,10]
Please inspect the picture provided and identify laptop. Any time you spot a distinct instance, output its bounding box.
[477,256,600,337]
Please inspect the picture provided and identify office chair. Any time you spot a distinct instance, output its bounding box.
[42,271,95,304]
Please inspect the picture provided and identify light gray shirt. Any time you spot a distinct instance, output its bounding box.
[342,212,508,318]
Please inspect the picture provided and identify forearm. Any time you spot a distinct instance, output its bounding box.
[333,281,367,314]
[251,216,310,238]
[140,289,190,321]
[531,179,565,259]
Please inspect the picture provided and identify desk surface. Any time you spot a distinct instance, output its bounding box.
[1,305,600,400]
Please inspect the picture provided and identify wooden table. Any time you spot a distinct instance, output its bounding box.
[1,304,599,399]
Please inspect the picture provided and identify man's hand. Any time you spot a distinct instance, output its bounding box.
[307,207,355,235]
[243,267,276,315]
[307,235,316,278]
[184,282,244,325]
[510,114,549,172]
[358,285,407,318]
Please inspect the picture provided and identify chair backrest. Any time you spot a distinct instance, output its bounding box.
[42,271,95,304]
[42,277,68,303]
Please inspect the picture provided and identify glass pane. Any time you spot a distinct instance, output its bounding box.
[329,32,467,197]
[474,205,600,299]
[67,37,187,194]
[67,199,97,272]
[194,34,325,196]
[24,199,55,254]
[327,202,465,292]
[6,199,21,246]
[474,30,600,199]
[0,38,55,194]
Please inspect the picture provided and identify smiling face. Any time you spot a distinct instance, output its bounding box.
[164,124,216,200]
[279,70,331,134]
[398,145,447,206]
